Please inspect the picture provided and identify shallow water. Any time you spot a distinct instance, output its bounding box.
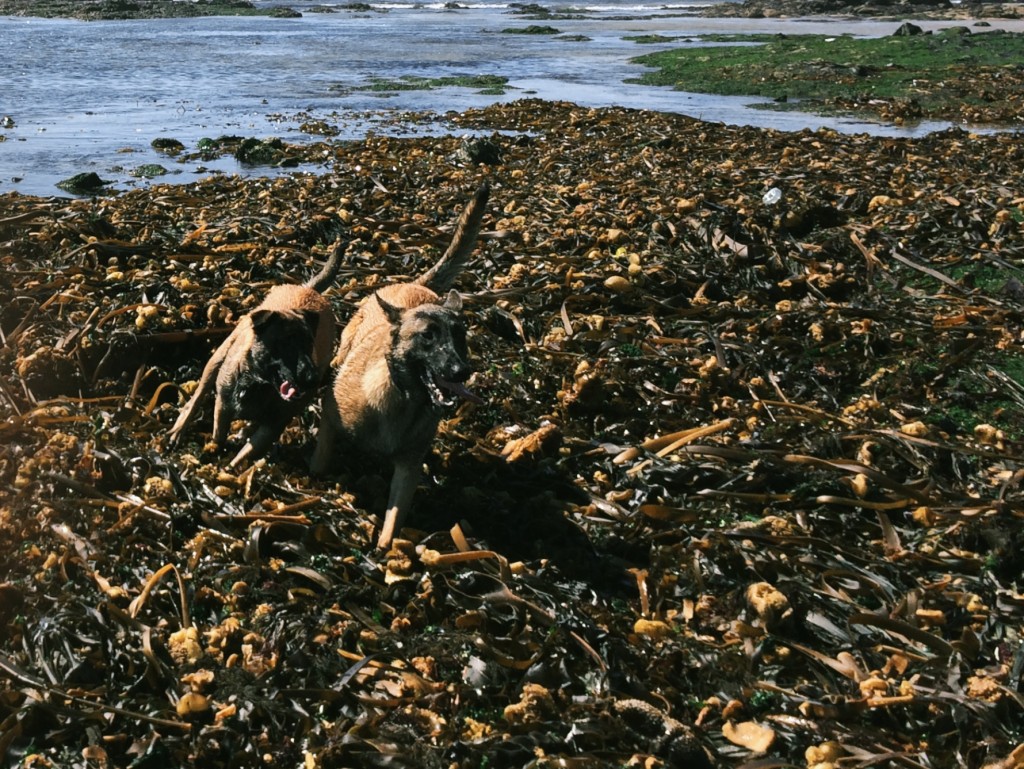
[0,3,1015,196]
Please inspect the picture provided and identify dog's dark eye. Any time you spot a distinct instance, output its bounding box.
[421,327,437,344]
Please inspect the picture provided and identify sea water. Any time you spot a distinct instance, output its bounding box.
[0,2,1001,196]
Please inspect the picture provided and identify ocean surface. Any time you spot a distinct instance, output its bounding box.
[0,2,1010,197]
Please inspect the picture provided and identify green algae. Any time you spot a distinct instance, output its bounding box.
[629,28,1024,121]
[359,74,510,95]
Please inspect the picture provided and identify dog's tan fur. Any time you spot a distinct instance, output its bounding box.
[311,183,489,549]
[168,246,342,468]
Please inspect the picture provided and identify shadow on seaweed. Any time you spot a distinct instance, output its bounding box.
[409,448,636,594]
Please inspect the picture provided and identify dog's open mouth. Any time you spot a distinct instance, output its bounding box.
[424,372,483,408]
[279,380,300,401]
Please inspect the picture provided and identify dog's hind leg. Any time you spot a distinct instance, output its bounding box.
[168,340,230,448]
[377,458,422,550]
[210,383,235,448]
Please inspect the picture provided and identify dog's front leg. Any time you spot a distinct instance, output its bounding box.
[228,412,291,470]
[309,411,338,476]
[377,458,421,551]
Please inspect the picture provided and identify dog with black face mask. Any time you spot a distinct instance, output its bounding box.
[168,246,342,469]
[311,183,489,550]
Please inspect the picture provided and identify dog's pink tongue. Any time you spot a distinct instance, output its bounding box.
[279,381,298,401]
[440,379,483,405]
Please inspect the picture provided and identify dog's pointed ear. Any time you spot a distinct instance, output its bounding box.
[302,309,321,335]
[250,309,275,330]
[376,294,404,325]
[443,289,462,313]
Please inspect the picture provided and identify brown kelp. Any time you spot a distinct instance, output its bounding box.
[1,100,1023,767]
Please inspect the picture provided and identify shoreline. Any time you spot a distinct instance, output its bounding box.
[3,6,1024,197]
[699,0,1024,19]
[0,0,297,19]
[0,0,1022,20]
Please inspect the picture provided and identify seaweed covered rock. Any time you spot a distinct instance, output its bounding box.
[234,136,289,165]
[55,171,110,194]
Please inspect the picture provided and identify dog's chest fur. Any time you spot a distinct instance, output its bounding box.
[332,283,444,460]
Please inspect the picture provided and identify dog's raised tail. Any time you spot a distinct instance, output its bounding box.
[305,241,345,293]
[416,181,490,293]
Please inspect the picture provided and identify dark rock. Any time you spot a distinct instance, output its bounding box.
[151,137,185,154]
[269,5,300,17]
[194,137,221,161]
[509,3,549,14]
[299,120,340,136]
[56,171,111,195]
[235,137,285,165]
[508,24,560,33]
[130,163,168,178]
[1002,277,1024,304]
[458,136,503,166]
[893,21,924,35]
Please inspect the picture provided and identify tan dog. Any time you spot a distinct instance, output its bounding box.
[311,183,489,550]
[168,246,342,469]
